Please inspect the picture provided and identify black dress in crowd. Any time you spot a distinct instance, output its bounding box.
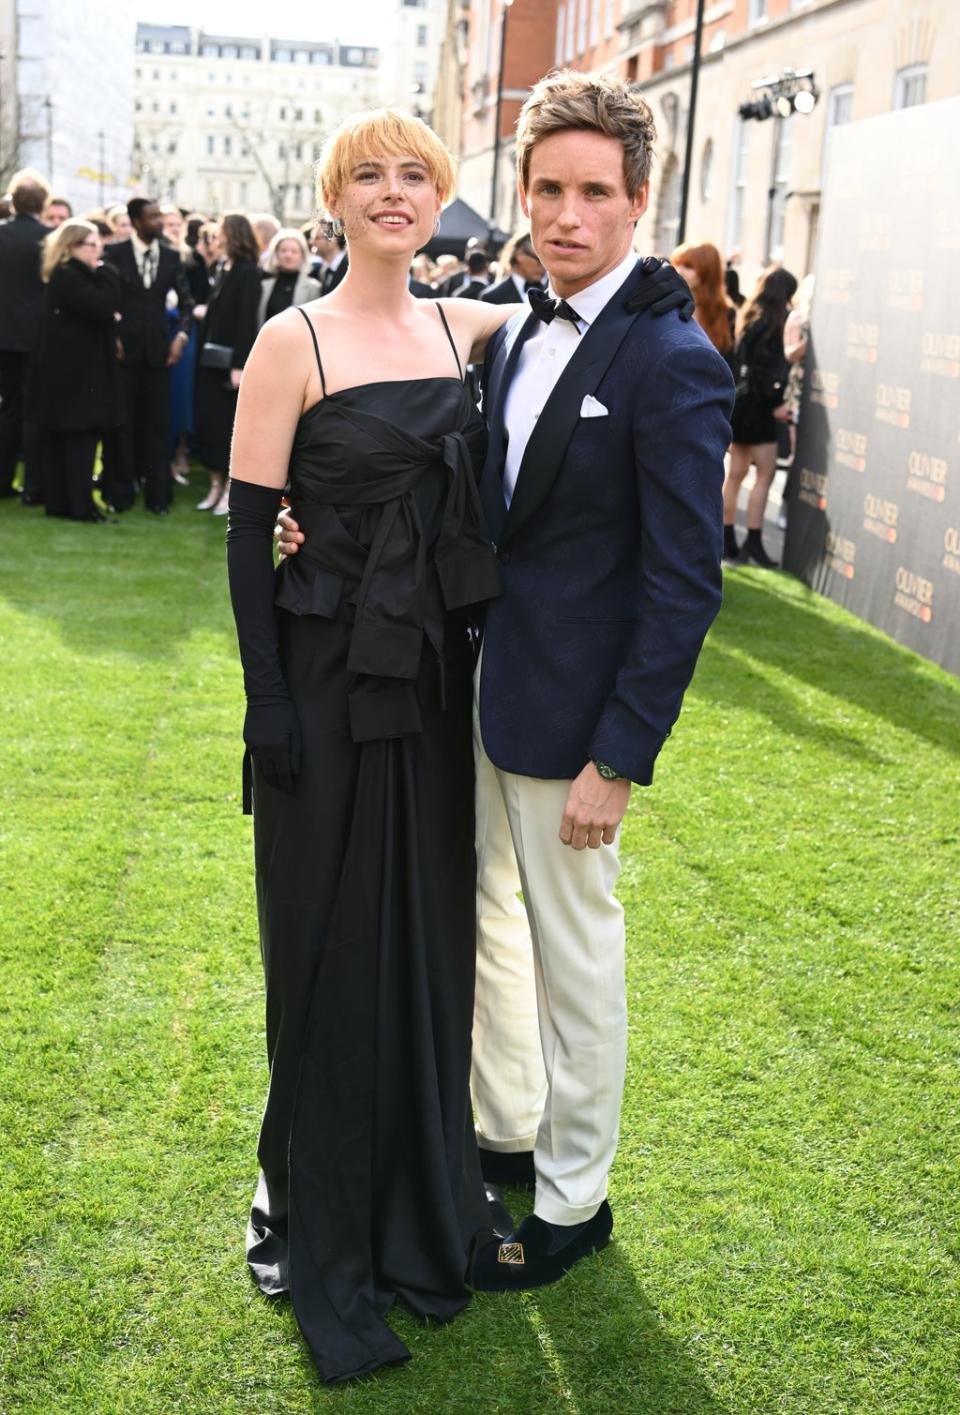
[0,211,48,500]
[194,260,261,474]
[730,320,789,446]
[243,307,501,1383]
[30,259,124,520]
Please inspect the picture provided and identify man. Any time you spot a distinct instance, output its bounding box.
[455,249,494,299]
[481,231,545,304]
[0,169,50,501]
[310,223,348,294]
[102,197,193,514]
[44,196,73,228]
[277,70,730,1292]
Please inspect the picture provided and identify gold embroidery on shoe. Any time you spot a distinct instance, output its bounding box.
[497,1242,525,1265]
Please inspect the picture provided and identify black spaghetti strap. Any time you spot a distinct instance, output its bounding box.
[436,304,464,382]
[298,307,327,396]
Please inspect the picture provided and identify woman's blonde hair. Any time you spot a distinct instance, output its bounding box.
[263,227,310,275]
[316,107,456,213]
[41,219,98,282]
[515,70,657,199]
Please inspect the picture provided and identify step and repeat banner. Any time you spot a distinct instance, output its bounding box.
[783,97,960,676]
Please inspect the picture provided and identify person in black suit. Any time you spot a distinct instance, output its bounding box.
[193,212,261,515]
[0,168,50,502]
[32,220,123,520]
[102,197,194,514]
[480,231,545,305]
[454,250,493,299]
[312,224,349,294]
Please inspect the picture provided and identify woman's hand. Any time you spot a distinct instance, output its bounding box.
[229,367,243,390]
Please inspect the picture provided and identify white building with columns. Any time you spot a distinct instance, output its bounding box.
[133,23,379,222]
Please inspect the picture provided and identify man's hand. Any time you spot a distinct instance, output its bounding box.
[275,507,304,560]
[166,332,188,367]
[559,763,631,850]
[624,257,695,321]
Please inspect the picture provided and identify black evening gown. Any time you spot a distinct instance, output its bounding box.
[245,307,501,1384]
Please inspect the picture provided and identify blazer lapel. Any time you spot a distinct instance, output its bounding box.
[501,264,644,545]
[480,311,538,544]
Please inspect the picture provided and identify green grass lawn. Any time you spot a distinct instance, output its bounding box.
[1,493,958,1414]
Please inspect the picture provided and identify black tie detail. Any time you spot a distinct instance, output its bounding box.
[528,287,582,330]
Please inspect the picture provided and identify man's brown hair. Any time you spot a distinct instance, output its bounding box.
[9,168,50,216]
[516,70,657,198]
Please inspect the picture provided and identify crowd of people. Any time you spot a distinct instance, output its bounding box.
[0,165,806,566]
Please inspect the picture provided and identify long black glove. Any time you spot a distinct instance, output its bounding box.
[624,256,695,321]
[226,478,302,811]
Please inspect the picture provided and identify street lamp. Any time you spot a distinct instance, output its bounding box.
[488,0,514,243]
[677,0,706,246]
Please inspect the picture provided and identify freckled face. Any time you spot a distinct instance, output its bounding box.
[520,130,649,299]
[332,154,440,255]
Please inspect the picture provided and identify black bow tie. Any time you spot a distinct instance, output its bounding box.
[528,287,582,330]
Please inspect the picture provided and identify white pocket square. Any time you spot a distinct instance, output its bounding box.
[580,395,608,418]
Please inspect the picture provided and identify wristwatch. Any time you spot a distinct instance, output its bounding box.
[592,759,625,781]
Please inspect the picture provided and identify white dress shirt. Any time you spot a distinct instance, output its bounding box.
[502,248,638,508]
[131,231,159,288]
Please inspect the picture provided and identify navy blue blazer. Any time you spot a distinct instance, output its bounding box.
[478,262,734,785]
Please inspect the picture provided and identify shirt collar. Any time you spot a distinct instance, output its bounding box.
[131,231,158,259]
[547,248,638,328]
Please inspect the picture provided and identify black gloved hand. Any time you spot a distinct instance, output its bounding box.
[243,698,302,794]
[624,257,695,321]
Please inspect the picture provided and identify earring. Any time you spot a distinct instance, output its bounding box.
[322,215,344,239]
[434,217,441,235]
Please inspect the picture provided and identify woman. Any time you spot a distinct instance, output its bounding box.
[160,204,184,248]
[256,227,322,327]
[32,219,123,521]
[161,206,196,484]
[670,240,735,364]
[226,107,524,1385]
[105,203,132,243]
[193,212,260,515]
[723,265,798,567]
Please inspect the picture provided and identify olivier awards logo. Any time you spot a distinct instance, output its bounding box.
[944,526,960,577]
[886,269,924,314]
[907,450,948,503]
[821,268,854,306]
[824,531,856,580]
[836,426,867,473]
[894,565,934,624]
[874,384,911,430]
[863,492,899,544]
[858,212,891,252]
[810,368,839,409]
[799,467,829,511]
[847,322,880,364]
[919,332,960,379]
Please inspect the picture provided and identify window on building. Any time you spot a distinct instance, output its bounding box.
[295,107,303,121]
[577,0,587,52]
[413,61,428,85]
[314,109,322,124]
[605,0,615,39]
[416,24,427,46]
[589,0,600,47]
[555,6,566,66]
[894,64,927,109]
[135,99,142,112]
[279,105,287,120]
[313,143,322,160]
[403,0,426,7]
[152,100,159,113]
[656,154,682,253]
[240,46,258,60]
[240,181,249,204]
[279,142,287,159]
[207,135,215,155]
[295,143,303,160]
[171,42,186,54]
[347,48,363,63]
[747,0,768,24]
[292,183,302,208]
[766,115,793,262]
[565,0,576,61]
[224,135,232,156]
[135,67,141,78]
[222,45,237,59]
[294,49,309,64]
[150,40,163,53]
[207,106,216,118]
[152,68,160,80]
[225,103,232,117]
[170,69,178,80]
[275,48,292,62]
[169,101,177,115]
[701,137,714,201]
[201,43,218,57]
[726,116,750,252]
[168,140,177,155]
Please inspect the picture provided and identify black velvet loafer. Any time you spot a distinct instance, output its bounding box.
[469,1201,613,1291]
[478,1146,536,1189]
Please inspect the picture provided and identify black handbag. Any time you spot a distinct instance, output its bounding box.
[200,341,234,370]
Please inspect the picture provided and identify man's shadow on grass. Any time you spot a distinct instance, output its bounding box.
[696,572,959,763]
[0,501,232,662]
